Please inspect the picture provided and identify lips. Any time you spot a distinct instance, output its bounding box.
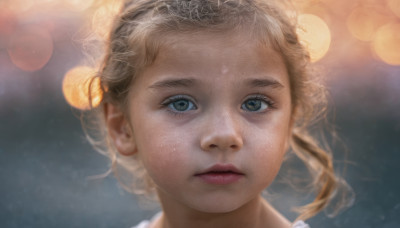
[195,164,244,185]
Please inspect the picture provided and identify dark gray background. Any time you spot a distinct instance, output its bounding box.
[1,3,400,228]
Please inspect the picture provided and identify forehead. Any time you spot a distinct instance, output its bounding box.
[167,31,286,71]
[137,31,289,87]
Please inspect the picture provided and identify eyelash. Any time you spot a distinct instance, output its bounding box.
[161,95,197,116]
[242,94,276,113]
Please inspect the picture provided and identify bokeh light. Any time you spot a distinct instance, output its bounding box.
[297,14,331,62]
[387,0,400,18]
[7,26,53,72]
[67,0,94,11]
[300,3,332,23]
[372,23,400,66]
[347,6,390,42]
[92,1,122,38]
[62,66,103,110]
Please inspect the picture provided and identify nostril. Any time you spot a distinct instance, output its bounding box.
[208,143,239,150]
[210,144,217,148]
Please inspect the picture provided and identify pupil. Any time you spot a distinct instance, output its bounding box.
[174,100,189,111]
[246,100,261,111]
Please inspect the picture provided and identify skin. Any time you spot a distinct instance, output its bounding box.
[106,31,293,228]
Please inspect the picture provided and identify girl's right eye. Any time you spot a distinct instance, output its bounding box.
[161,95,197,113]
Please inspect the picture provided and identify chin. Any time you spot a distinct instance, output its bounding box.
[189,198,246,214]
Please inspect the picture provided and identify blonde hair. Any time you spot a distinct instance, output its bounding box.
[84,0,350,221]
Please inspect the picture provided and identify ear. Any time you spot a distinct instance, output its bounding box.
[104,103,137,156]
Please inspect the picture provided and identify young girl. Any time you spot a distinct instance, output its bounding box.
[83,0,348,227]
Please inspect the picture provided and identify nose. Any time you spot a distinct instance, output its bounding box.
[200,111,243,152]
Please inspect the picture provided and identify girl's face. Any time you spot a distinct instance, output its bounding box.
[117,32,292,213]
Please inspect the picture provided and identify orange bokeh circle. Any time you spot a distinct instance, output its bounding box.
[62,66,103,110]
[373,23,400,66]
[297,14,331,62]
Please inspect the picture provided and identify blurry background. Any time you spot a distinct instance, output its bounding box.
[0,0,399,227]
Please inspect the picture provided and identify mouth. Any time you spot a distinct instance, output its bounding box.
[195,164,244,185]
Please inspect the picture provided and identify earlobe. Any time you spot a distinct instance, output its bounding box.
[104,103,137,156]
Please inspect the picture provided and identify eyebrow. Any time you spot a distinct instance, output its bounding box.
[148,78,197,89]
[245,78,284,89]
[148,77,284,90]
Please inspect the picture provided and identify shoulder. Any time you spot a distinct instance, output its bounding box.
[292,220,310,228]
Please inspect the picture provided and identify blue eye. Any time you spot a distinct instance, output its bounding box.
[163,95,197,112]
[241,98,269,112]
[169,99,195,112]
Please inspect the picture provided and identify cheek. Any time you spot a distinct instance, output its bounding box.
[249,118,290,185]
[253,137,286,180]
[135,125,193,186]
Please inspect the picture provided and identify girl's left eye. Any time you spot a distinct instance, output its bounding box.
[241,97,270,112]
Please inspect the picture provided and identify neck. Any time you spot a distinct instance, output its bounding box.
[154,195,291,228]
